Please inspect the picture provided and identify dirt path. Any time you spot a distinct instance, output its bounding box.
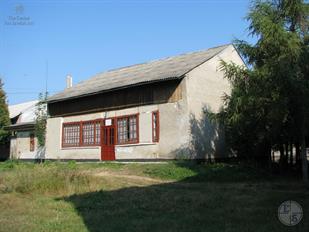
[93,171,172,184]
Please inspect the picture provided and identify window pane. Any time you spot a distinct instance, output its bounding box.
[117,118,128,144]
[152,112,159,142]
[104,128,108,145]
[30,134,35,151]
[129,116,137,140]
[82,122,95,145]
[95,122,101,145]
[63,123,80,146]
[117,115,138,144]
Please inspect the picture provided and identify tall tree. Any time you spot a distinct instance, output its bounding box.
[220,0,309,182]
[0,79,10,145]
[35,92,48,147]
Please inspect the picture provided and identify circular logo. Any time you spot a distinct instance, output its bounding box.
[278,200,303,226]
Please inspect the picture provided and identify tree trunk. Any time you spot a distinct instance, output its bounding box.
[285,143,289,166]
[279,144,284,162]
[289,142,293,166]
[296,142,300,166]
[300,127,308,183]
[279,143,285,172]
[266,140,272,170]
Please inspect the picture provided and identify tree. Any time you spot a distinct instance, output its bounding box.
[0,79,10,145]
[219,0,309,182]
[35,92,48,147]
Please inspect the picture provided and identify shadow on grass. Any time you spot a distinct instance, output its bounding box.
[61,162,309,232]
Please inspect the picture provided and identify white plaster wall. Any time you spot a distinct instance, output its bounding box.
[186,45,244,118]
[116,144,158,159]
[185,45,245,159]
[11,131,38,159]
[139,110,152,143]
[115,94,191,160]
[9,137,17,158]
[63,112,103,123]
[46,117,100,160]
[157,101,190,158]
[113,105,160,159]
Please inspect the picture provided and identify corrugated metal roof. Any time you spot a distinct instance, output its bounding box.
[48,44,231,102]
[8,100,38,119]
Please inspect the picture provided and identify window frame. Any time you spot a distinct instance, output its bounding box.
[30,133,35,151]
[81,120,103,146]
[62,119,102,148]
[61,114,140,148]
[152,111,160,142]
[116,113,139,145]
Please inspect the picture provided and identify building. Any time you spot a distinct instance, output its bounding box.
[46,44,245,161]
[6,100,43,159]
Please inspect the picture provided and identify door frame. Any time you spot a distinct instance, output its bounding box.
[101,118,116,161]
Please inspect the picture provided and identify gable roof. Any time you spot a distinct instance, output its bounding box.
[8,100,38,119]
[48,44,231,103]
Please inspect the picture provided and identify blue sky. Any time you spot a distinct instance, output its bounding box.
[0,0,253,105]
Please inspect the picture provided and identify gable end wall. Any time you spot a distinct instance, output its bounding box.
[184,45,245,159]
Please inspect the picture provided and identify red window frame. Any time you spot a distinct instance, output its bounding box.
[116,114,139,145]
[152,111,160,142]
[30,134,35,151]
[62,119,102,148]
[62,114,140,148]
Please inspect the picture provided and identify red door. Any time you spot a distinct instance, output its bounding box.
[101,126,116,161]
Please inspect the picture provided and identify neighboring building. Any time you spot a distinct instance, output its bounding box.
[46,44,245,161]
[6,100,42,159]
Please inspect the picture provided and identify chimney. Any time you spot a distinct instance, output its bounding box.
[66,74,73,89]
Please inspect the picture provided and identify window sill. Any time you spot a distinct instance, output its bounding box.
[61,146,100,150]
[116,142,157,147]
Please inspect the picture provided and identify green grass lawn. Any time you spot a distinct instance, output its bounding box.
[0,161,308,232]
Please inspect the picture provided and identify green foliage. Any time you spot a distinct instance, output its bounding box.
[219,0,309,164]
[142,162,197,180]
[78,161,125,170]
[35,92,48,147]
[0,161,97,195]
[0,159,20,170]
[67,160,77,169]
[0,79,10,145]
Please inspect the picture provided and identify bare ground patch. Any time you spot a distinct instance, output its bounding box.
[92,170,173,185]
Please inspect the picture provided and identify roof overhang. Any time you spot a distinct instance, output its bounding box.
[4,122,35,132]
[47,76,182,104]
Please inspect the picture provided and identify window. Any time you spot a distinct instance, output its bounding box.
[62,120,101,147]
[30,134,35,151]
[117,114,138,144]
[63,122,80,147]
[152,111,159,142]
[82,122,95,145]
[62,115,140,147]
[95,121,101,145]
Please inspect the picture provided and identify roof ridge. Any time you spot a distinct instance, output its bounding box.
[48,44,232,102]
[9,99,38,107]
[92,43,231,77]
[19,102,38,115]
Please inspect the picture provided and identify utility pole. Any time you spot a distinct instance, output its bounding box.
[45,60,48,95]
